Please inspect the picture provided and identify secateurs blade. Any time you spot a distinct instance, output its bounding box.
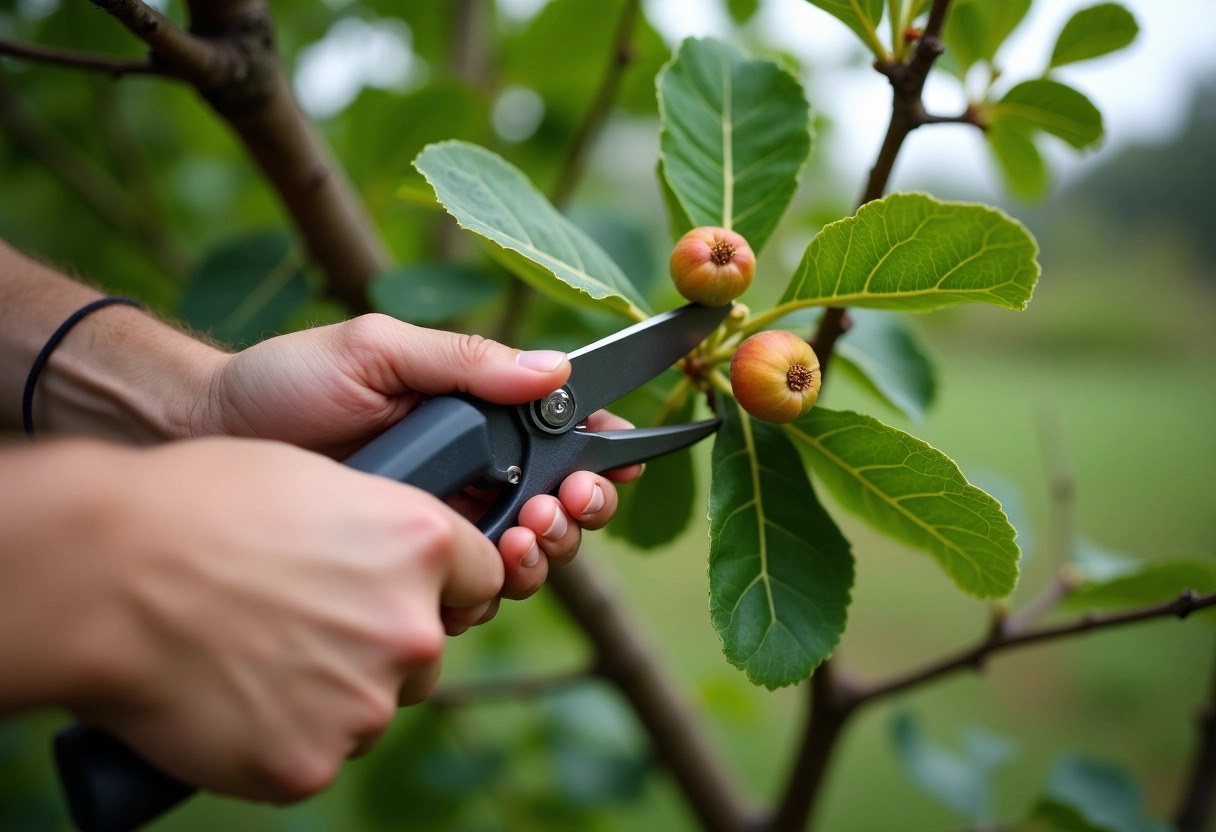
[344,301,732,540]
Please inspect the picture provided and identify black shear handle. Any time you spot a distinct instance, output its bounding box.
[55,397,506,832]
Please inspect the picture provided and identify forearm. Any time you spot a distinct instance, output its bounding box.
[0,441,143,712]
[0,239,225,442]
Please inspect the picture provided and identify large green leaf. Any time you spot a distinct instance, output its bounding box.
[1049,4,1138,70]
[414,141,649,319]
[785,408,1020,598]
[778,193,1040,312]
[891,712,1015,821]
[834,309,938,422]
[609,389,699,550]
[804,0,887,57]
[708,399,854,689]
[1022,756,1173,832]
[943,0,1031,75]
[986,120,1049,200]
[988,80,1104,150]
[179,230,310,347]
[657,38,813,255]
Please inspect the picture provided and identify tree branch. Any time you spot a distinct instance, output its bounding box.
[857,590,1216,705]
[89,0,242,88]
[810,0,957,377]
[0,37,172,77]
[769,662,861,831]
[545,557,758,832]
[1175,638,1216,832]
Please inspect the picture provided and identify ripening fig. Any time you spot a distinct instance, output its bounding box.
[730,330,821,423]
[669,227,755,306]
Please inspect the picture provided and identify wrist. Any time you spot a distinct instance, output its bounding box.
[38,305,230,443]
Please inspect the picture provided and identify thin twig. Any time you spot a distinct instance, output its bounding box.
[89,0,241,89]
[550,0,641,210]
[1175,638,1216,832]
[0,37,172,77]
[429,668,592,709]
[779,1,958,821]
[857,590,1216,705]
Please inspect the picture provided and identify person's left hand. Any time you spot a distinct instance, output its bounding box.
[191,314,641,618]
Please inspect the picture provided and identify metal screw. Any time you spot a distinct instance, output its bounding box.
[540,388,574,428]
[506,466,522,485]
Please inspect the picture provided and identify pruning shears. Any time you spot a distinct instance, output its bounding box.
[53,301,732,832]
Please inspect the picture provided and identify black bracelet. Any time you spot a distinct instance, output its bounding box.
[22,296,146,438]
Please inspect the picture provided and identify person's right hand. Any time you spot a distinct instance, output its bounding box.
[68,438,502,802]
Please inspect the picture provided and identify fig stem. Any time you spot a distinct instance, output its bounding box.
[653,376,695,425]
[737,299,822,339]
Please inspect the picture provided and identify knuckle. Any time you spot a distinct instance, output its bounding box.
[406,507,457,569]
[338,313,397,357]
[455,332,498,367]
[260,750,340,803]
[353,689,398,738]
[386,615,446,668]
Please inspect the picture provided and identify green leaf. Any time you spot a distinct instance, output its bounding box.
[943,0,1031,75]
[414,141,649,319]
[1061,543,1216,613]
[778,192,1040,312]
[369,263,506,325]
[988,80,1104,150]
[1049,4,1138,69]
[1025,755,1173,832]
[610,388,699,550]
[986,120,1050,200]
[804,0,887,57]
[891,712,1015,821]
[834,309,938,421]
[657,37,813,254]
[784,408,1020,598]
[179,230,310,347]
[708,399,854,688]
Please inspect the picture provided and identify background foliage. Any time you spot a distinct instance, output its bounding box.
[1,0,1214,829]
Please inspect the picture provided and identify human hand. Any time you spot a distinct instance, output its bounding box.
[73,438,505,801]
[194,315,641,600]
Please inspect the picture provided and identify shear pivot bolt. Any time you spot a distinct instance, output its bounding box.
[540,388,574,428]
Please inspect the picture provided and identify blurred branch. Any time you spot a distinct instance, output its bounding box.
[0,73,186,280]
[429,668,592,709]
[551,0,640,210]
[1175,639,1216,832]
[95,85,191,280]
[0,37,174,77]
[546,557,758,832]
[857,590,1216,705]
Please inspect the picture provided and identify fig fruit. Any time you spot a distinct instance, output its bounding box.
[669,227,755,306]
[729,330,821,423]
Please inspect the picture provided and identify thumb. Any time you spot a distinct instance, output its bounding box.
[374,320,571,404]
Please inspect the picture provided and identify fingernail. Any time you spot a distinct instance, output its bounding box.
[516,350,566,372]
[583,484,604,515]
[543,507,568,541]
[521,542,541,569]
